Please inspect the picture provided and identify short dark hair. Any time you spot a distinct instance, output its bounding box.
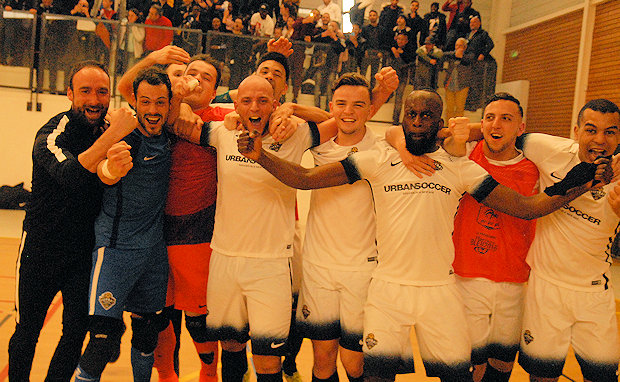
[577,99,620,125]
[258,52,289,80]
[133,66,172,101]
[150,4,162,15]
[332,72,371,100]
[485,92,524,117]
[187,54,222,88]
[369,9,378,15]
[282,2,296,18]
[411,88,443,111]
[431,2,439,8]
[68,60,108,90]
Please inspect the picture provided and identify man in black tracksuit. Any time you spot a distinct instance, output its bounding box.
[8,61,135,382]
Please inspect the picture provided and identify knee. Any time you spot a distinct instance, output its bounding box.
[79,315,125,377]
[131,311,169,355]
[184,314,209,343]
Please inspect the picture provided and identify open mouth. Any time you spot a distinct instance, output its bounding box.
[341,118,356,123]
[248,116,262,127]
[144,114,162,126]
[490,133,503,140]
[84,106,102,118]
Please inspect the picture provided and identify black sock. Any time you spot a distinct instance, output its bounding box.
[257,372,282,382]
[481,365,511,382]
[221,349,248,382]
[347,373,364,382]
[312,371,339,382]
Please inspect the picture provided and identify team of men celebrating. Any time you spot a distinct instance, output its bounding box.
[8,35,620,382]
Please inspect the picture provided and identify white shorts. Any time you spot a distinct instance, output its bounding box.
[455,276,525,365]
[362,278,471,379]
[204,252,292,356]
[296,261,373,351]
[519,274,619,381]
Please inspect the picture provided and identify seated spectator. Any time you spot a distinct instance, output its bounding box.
[392,14,413,47]
[415,36,443,89]
[317,0,341,26]
[276,1,296,28]
[281,15,295,39]
[389,32,416,125]
[250,3,274,37]
[207,16,227,62]
[443,37,473,120]
[144,4,174,54]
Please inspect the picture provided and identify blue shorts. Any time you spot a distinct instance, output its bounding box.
[88,241,168,318]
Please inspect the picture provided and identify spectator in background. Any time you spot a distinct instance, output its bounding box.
[379,0,403,41]
[276,1,296,28]
[2,0,37,67]
[389,32,415,125]
[309,19,346,110]
[422,2,446,48]
[207,16,227,63]
[281,15,295,39]
[289,8,320,102]
[445,0,479,50]
[250,3,274,37]
[227,17,252,88]
[344,23,365,73]
[70,0,99,62]
[360,9,386,89]
[405,0,426,49]
[155,0,181,26]
[32,0,68,93]
[464,14,496,111]
[392,14,412,47]
[415,36,442,89]
[118,8,145,72]
[443,37,473,120]
[96,0,116,20]
[442,0,465,30]
[317,0,341,26]
[144,4,174,54]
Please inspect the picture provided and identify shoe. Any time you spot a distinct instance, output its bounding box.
[283,371,303,382]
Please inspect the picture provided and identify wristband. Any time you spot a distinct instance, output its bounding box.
[101,159,118,180]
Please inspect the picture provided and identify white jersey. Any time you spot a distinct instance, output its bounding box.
[344,141,497,285]
[205,121,320,258]
[250,13,275,36]
[519,133,620,291]
[303,129,378,271]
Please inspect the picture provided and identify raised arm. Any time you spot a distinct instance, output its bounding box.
[237,130,349,190]
[117,45,191,106]
[371,66,398,116]
[78,108,138,172]
[481,157,613,220]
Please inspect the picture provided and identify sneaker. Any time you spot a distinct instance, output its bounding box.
[283,371,303,382]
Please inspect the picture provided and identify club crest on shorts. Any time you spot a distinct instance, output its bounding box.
[269,142,283,152]
[98,291,116,310]
[433,161,443,171]
[523,330,534,345]
[347,147,359,156]
[365,333,378,349]
[302,305,310,319]
[590,188,606,200]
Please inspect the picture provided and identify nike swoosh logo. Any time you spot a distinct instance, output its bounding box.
[144,156,157,161]
[198,304,206,308]
[390,161,402,166]
[270,342,286,348]
[550,171,563,180]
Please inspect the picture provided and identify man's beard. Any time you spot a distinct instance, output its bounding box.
[403,125,438,155]
[70,105,107,128]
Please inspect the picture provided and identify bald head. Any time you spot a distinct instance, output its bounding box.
[235,75,277,136]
